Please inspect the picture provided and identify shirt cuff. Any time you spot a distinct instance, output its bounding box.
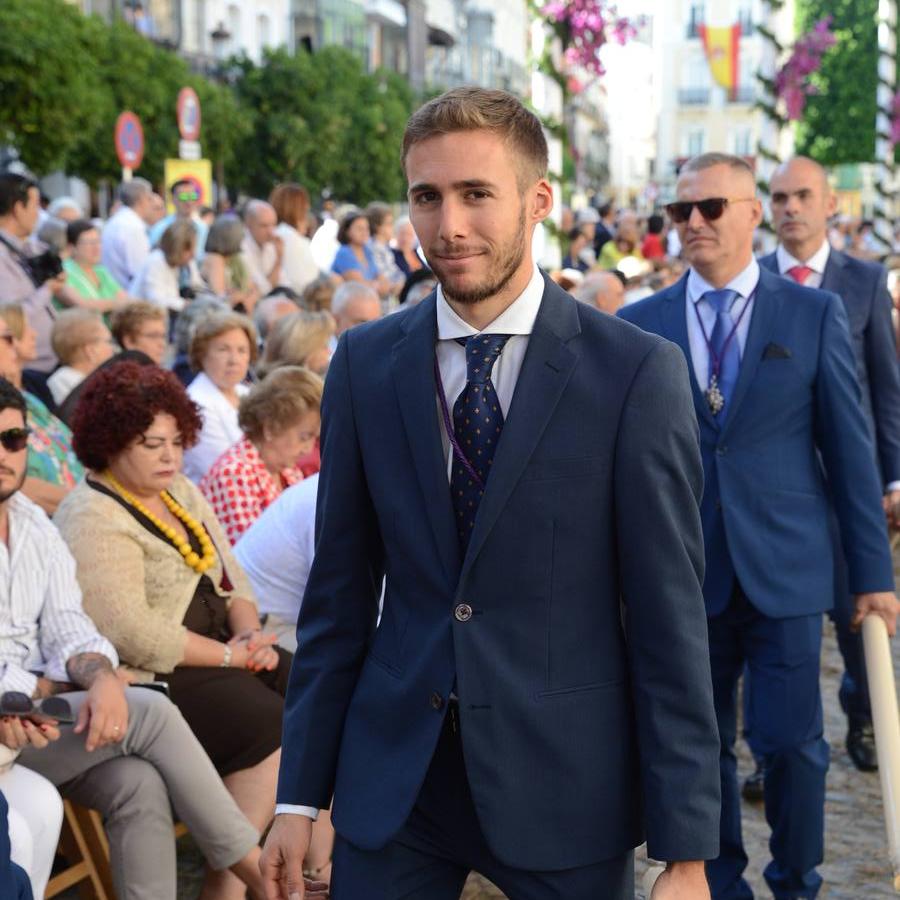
[0,664,39,698]
[274,804,319,821]
[886,481,900,494]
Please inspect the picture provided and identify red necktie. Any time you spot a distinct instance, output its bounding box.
[787,265,814,285]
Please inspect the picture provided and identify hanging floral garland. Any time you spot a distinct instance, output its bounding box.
[773,16,837,121]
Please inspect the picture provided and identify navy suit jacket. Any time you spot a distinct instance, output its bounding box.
[278,275,721,869]
[619,267,895,619]
[759,248,900,485]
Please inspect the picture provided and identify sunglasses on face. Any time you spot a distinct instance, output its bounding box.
[0,427,31,453]
[175,191,199,202]
[664,197,754,224]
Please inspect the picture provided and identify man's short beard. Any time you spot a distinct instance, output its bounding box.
[0,468,26,505]
[439,206,528,306]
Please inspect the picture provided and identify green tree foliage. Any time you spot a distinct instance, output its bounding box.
[0,0,415,203]
[0,0,105,173]
[232,47,414,203]
[795,0,878,164]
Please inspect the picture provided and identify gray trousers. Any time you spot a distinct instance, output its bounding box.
[18,686,258,900]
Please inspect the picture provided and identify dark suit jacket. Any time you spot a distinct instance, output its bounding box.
[277,275,721,870]
[759,248,900,485]
[619,268,895,619]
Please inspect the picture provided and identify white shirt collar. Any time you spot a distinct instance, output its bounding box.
[686,257,760,305]
[436,265,544,340]
[775,239,831,275]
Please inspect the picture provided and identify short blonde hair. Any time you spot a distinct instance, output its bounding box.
[402,87,548,188]
[238,366,323,443]
[189,311,258,373]
[109,301,167,347]
[0,304,26,340]
[51,309,107,365]
[257,310,334,378]
[159,219,197,267]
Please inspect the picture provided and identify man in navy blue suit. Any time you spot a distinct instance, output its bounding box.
[260,88,721,899]
[619,152,900,900]
[757,156,900,774]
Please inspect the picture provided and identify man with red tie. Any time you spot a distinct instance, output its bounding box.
[757,156,900,776]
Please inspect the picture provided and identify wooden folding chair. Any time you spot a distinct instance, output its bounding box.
[66,805,190,899]
[44,800,110,899]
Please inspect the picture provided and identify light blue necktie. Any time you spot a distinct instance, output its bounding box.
[703,289,741,414]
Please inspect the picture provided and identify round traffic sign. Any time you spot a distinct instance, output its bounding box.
[115,111,144,170]
[177,87,202,141]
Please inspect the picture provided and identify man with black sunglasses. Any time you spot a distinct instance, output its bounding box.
[620,151,899,900]
[759,156,900,775]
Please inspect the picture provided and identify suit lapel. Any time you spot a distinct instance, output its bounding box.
[819,248,845,295]
[660,277,719,431]
[721,268,784,434]
[459,280,579,582]
[391,295,460,585]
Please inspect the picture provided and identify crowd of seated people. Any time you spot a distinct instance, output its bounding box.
[0,168,441,897]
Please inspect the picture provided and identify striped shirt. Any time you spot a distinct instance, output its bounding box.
[0,493,117,696]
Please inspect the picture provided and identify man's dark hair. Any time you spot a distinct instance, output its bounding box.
[598,202,613,219]
[647,213,664,235]
[608,268,627,288]
[0,173,38,218]
[66,219,97,247]
[0,378,27,421]
[568,226,587,242]
[170,179,194,197]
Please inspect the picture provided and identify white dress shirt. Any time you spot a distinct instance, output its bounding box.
[774,239,831,289]
[435,265,544,476]
[129,248,204,313]
[685,258,759,391]
[276,223,320,295]
[182,372,250,483]
[234,475,318,625]
[101,205,151,288]
[46,366,85,407]
[0,493,118,696]
[276,266,545,821]
[241,233,279,295]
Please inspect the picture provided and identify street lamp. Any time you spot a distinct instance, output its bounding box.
[210,21,232,61]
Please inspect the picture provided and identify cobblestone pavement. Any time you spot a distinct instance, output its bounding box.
[168,619,897,898]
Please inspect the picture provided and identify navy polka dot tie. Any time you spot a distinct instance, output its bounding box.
[451,334,512,551]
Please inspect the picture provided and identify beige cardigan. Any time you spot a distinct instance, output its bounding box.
[54,474,258,681]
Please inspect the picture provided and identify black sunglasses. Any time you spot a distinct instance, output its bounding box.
[0,691,74,725]
[0,427,31,453]
[665,197,754,224]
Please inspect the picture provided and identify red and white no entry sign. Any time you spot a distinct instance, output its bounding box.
[177,87,202,141]
[114,111,145,170]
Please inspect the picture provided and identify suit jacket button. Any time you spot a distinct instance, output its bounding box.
[430,692,444,710]
[454,603,473,622]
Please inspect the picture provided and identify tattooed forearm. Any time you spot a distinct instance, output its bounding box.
[65,653,115,689]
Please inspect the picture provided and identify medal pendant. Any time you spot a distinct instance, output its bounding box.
[706,375,725,415]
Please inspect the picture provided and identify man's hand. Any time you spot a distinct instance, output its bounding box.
[74,670,129,752]
[260,814,329,900]
[853,592,900,636]
[0,716,60,750]
[883,490,900,529]
[651,861,711,899]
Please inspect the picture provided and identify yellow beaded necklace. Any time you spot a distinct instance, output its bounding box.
[104,472,217,574]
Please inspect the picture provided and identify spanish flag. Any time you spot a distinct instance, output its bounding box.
[699,24,741,99]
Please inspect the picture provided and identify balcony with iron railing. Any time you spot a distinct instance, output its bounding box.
[426,44,528,96]
[678,87,711,106]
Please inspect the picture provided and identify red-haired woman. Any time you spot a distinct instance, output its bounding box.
[53,362,307,900]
